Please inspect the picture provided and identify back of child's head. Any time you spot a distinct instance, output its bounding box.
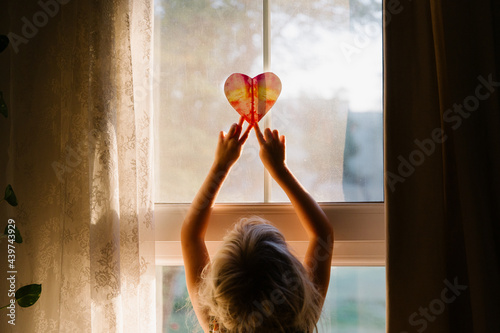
[198,216,323,332]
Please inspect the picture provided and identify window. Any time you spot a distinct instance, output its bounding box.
[157,266,385,332]
[153,0,384,332]
[153,0,383,203]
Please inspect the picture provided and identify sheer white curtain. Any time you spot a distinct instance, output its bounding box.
[0,0,155,332]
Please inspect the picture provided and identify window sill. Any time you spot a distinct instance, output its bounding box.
[154,202,385,266]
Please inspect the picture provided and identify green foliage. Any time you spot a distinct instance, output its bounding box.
[0,65,41,310]
[0,190,41,310]
[0,191,39,310]
[3,224,22,243]
[0,284,42,310]
[16,284,42,308]
[4,184,18,206]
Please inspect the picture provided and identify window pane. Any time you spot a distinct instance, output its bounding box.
[153,0,264,203]
[321,267,386,332]
[153,0,383,203]
[156,266,386,332]
[269,0,383,202]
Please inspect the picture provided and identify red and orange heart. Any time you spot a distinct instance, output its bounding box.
[224,72,282,124]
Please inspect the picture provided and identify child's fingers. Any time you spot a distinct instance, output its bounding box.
[239,123,253,145]
[235,123,243,138]
[254,122,265,145]
[227,123,238,138]
[264,128,273,142]
[273,129,280,141]
[238,116,244,127]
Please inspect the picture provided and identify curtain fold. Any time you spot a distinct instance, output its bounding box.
[385,0,500,332]
[0,0,155,332]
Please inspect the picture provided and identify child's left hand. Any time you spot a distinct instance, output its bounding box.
[214,116,253,170]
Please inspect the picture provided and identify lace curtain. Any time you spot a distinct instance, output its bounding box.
[0,0,155,332]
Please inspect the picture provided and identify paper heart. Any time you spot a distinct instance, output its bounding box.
[224,72,282,124]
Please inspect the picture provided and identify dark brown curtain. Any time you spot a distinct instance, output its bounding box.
[384,0,500,332]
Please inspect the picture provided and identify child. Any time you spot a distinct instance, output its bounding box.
[181,116,334,332]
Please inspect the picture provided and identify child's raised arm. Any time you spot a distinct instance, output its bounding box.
[254,123,334,298]
[181,117,252,332]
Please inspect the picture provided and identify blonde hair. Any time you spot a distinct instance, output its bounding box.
[198,216,323,332]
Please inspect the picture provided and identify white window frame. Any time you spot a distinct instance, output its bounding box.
[154,202,385,266]
[153,0,385,268]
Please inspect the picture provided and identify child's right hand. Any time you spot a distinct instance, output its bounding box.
[254,123,287,179]
[214,117,252,171]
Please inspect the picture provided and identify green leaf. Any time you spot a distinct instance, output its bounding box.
[0,35,8,54]
[15,284,42,308]
[3,224,22,243]
[4,185,18,206]
[0,91,7,118]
